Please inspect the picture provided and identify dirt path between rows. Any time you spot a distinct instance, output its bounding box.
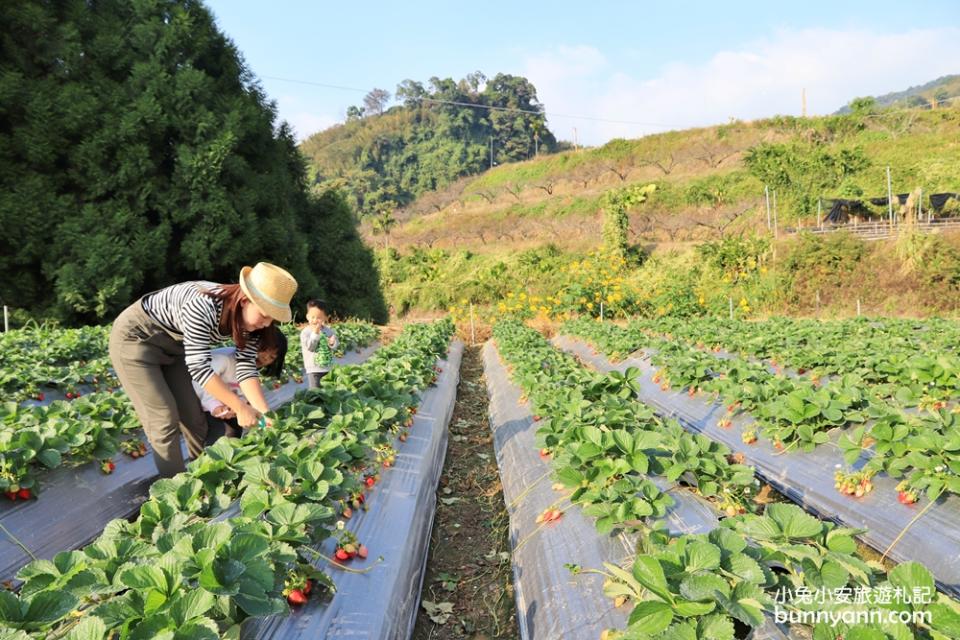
[412,344,519,640]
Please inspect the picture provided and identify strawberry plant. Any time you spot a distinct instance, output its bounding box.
[0,319,454,637]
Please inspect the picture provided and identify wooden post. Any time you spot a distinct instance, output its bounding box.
[765,186,771,230]
[856,299,861,317]
[773,190,778,239]
[600,301,604,323]
[729,297,734,320]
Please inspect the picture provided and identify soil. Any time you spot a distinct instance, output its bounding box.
[412,344,519,640]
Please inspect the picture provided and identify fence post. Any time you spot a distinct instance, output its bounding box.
[600,301,604,323]
[729,297,734,320]
[773,190,778,239]
[765,186,771,230]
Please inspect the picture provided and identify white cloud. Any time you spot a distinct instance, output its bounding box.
[274,94,339,141]
[524,27,960,146]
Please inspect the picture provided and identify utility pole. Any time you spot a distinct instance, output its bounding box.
[802,88,807,117]
[573,127,579,151]
[886,166,893,225]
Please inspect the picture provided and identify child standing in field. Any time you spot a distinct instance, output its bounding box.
[301,299,339,389]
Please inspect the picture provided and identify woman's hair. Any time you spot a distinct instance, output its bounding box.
[257,325,288,379]
[203,283,263,350]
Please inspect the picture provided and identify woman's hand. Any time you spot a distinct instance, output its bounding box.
[235,403,261,429]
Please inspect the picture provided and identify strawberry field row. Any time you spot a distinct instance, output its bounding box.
[0,319,452,638]
[638,316,960,404]
[562,319,960,505]
[491,321,960,640]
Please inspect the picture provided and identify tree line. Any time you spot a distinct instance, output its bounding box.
[0,0,387,325]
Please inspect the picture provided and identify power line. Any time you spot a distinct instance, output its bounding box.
[260,74,675,129]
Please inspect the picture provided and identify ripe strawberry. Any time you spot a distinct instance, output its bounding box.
[358,544,368,559]
[17,488,31,500]
[365,476,376,488]
[101,460,115,474]
[303,579,313,595]
[539,448,550,458]
[273,382,282,390]
[4,492,16,501]
[65,392,74,399]
[335,548,350,561]
[342,506,353,519]
[774,441,784,451]
[533,415,542,422]
[287,589,307,605]
[36,393,44,402]
[898,491,917,505]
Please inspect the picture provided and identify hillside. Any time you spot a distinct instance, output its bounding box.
[362,105,960,319]
[835,74,960,113]
[368,107,960,253]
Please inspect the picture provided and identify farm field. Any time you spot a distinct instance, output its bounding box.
[3,313,960,639]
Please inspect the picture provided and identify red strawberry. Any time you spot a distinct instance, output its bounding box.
[17,488,31,500]
[399,433,408,443]
[539,448,550,458]
[365,476,376,488]
[101,461,115,474]
[4,492,16,501]
[65,392,73,399]
[36,393,44,402]
[342,506,353,519]
[273,382,282,390]
[287,589,307,605]
[358,545,369,559]
[335,548,349,561]
[303,579,313,595]
[533,415,542,422]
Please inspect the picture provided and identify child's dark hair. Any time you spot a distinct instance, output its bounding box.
[258,326,288,379]
[306,299,330,315]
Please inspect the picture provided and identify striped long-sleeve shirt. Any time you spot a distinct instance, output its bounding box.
[141,281,259,387]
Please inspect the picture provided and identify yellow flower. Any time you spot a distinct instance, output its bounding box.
[519,292,527,301]
[460,298,467,305]
[507,292,515,298]
[587,302,594,310]
[760,266,768,274]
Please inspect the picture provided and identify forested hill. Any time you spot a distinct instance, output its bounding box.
[298,72,560,218]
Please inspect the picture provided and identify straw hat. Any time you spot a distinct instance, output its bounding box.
[238,262,298,323]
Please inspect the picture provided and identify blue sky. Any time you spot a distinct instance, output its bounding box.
[204,0,960,145]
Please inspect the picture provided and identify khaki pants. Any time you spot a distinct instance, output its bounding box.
[108,300,208,477]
